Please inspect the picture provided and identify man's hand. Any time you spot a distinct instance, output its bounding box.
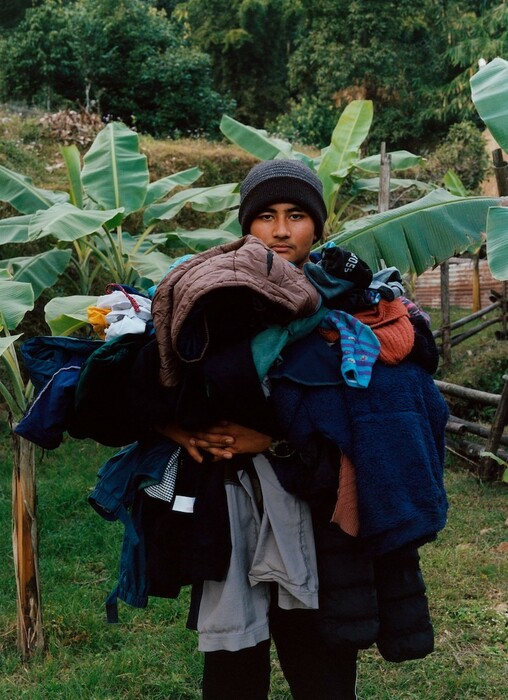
[158,421,272,463]
[157,422,209,463]
[190,421,272,458]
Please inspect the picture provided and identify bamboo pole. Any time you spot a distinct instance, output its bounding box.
[433,300,501,337]
[450,317,501,346]
[434,380,501,406]
[447,414,508,447]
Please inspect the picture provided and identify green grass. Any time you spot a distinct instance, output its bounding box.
[0,425,506,699]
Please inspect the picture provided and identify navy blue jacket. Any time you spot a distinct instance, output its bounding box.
[269,333,448,555]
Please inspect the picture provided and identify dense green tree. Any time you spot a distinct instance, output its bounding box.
[178,0,302,127]
[0,0,231,138]
[276,0,450,149]
[274,0,508,149]
[0,0,78,109]
[437,1,508,122]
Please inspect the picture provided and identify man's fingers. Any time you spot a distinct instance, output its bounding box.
[186,444,204,463]
[191,435,234,447]
[208,447,233,459]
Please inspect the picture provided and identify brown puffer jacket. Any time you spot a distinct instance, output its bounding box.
[152,235,321,387]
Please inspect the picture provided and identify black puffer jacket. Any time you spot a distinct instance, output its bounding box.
[312,509,434,662]
[272,437,435,662]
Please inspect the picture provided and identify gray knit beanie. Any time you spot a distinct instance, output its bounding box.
[238,159,327,239]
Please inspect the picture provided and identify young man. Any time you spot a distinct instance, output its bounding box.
[154,160,359,699]
[152,159,447,700]
[162,159,327,463]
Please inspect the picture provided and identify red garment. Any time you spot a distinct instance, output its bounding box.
[331,453,359,537]
[354,298,414,365]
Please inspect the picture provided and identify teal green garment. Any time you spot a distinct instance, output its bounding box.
[251,305,329,380]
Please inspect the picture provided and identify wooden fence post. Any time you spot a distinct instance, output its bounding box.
[479,375,508,480]
[472,253,481,313]
[492,148,508,340]
[440,260,452,366]
[492,148,508,196]
[501,283,508,339]
[378,142,391,214]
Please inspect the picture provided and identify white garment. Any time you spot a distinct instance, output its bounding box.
[95,289,152,339]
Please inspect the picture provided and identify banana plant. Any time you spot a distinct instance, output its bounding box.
[0,275,42,659]
[221,103,428,237]
[44,98,505,336]
[219,102,499,276]
[0,279,35,419]
[471,56,508,281]
[0,122,238,298]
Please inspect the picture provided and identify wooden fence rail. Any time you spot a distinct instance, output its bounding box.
[436,374,508,480]
[434,279,507,361]
[433,299,503,341]
[378,141,507,480]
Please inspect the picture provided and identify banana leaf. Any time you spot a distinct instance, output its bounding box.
[28,203,124,242]
[0,334,23,357]
[144,167,203,208]
[44,295,96,336]
[328,188,500,275]
[352,178,433,194]
[60,145,84,209]
[82,122,149,216]
[0,164,69,215]
[355,151,423,173]
[221,115,292,160]
[486,206,508,280]
[169,229,239,253]
[144,183,239,224]
[317,100,373,216]
[127,250,174,285]
[0,214,32,244]
[0,279,34,329]
[471,57,508,153]
[443,171,468,197]
[0,249,72,300]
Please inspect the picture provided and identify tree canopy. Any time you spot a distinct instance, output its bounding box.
[0,0,506,147]
[0,0,232,138]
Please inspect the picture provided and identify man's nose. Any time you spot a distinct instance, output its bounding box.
[273,215,290,236]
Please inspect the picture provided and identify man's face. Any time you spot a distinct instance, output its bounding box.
[249,203,316,268]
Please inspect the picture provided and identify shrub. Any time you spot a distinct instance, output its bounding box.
[422,121,491,193]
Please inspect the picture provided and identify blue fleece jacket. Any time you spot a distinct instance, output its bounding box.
[269,336,449,555]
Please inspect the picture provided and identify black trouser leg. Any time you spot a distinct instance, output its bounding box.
[201,600,358,700]
[202,639,271,700]
[270,601,358,700]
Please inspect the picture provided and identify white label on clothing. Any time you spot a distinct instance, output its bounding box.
[172,495,195,513]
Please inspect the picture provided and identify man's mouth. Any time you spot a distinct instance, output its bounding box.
[270,245,293,252]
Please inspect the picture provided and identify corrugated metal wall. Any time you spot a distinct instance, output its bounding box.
[415,257,505,309]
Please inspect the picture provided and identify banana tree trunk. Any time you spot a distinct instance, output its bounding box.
[10,427,44,658]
